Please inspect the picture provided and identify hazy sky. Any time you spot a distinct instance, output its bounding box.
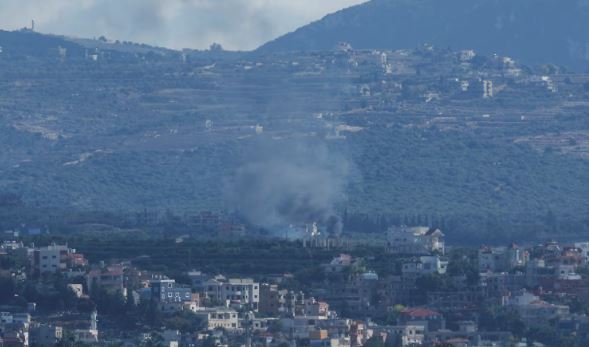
[0,0,367,50]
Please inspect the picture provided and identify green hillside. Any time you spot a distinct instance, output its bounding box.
[1,30,588,241]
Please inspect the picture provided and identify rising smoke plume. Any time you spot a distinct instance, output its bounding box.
[224,139,348,234]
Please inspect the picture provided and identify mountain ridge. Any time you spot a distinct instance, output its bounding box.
[257,0,589,70]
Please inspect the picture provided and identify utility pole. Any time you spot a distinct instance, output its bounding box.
[245,311,252,347]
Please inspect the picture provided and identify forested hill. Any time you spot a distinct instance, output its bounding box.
[0,30,86,58]
[1,29,589,242]
[257,0,589,71]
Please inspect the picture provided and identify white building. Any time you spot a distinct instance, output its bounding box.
[194,308,240,332]
[31,244,86,275]
[280,316,327,339]
[204,277,259,309]
[574,242,589,260]
[555,264,581,280]
[1,240,24,251]
[67,284,84,298]
[479,245,528,273]
[459,50,476,62]
[32,244,69,274]
[541,76,557,93]
[507,291,569,324]
[29,324,63,346]
[483,80,493,98]
[338,42,353,52]
[402,255,448,278]
[389,324,425,347]
[74,311,98,344]
[387,226,445,255]
[322,254,354,274]
[302,298,330,318]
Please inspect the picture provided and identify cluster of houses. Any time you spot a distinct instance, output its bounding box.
[298,227,589,346]
[2,228,589,347]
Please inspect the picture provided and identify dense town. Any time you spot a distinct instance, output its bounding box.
[2,225,589,347]
[1,15,589,347]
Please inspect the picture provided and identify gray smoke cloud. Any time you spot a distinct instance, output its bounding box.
[224,139,348,233]
[0,0,367,50]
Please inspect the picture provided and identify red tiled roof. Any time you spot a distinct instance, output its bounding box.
[529,300,552,307]
[402,307,442,318]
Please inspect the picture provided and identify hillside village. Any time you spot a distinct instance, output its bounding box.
[2,227,589,347]
[1,22,589,347]
[1,30,589,242]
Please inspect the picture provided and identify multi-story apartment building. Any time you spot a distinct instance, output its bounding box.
[259,283,288,315]
[86,265,126,296]
[402,255,448,279]
[29,324,63,347]
[194,308,240,332]
[478,244,528,273]
[387,226,445,255]
[204,277,260,309]
[150,279,192,304]
[31,244,87,275]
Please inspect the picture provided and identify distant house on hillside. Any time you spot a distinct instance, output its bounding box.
[86,265,125,296]
[31,244,88,275]
[399,307,446,332]
[508,291,570,324]
[478,244,529,273]
[402,255,448,279]
[203,277,260,310]
[386,226,445,255]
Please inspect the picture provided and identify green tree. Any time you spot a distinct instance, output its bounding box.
[163,311,203,333]
[363,336,384,347]
[53,331,90,347]
[267,320,283,333]
[142,333,164,347]
[137,300,163,328]
[384,334,402,347]
[384,305,405,325]
[202,336,218,347]
[90,284,126,316]
[77,298,97,314]
[0,275,16,303]
[479,308,525,338]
